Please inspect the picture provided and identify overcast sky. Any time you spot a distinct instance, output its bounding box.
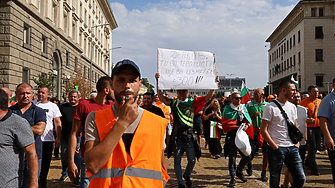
[108,0,300,89]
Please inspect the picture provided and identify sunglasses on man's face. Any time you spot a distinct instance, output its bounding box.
[234,97,242,100]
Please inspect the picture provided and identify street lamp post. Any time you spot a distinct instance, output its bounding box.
[90,23,109,91]
[109,46,122,76]
[227,73,235,91]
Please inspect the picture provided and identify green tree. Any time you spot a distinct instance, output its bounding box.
[141,78,155,94]
[32,72,56,91]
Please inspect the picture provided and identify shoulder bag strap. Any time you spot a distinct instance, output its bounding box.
[273,100,290,121]
[311,101,318,118]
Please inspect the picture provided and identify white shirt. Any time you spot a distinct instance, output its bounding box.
[262,100,297,147]
[37,101,62,142]
[297,105,308,146]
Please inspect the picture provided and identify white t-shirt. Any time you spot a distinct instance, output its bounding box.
[262,100,297,147]
[37,102,62,142]
[297,105,308,146]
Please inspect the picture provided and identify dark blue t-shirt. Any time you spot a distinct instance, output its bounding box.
[10,103,47,159]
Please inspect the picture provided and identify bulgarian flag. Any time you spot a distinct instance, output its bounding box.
[210,121,219,138]
[221,104,254,139]
[241,81,251,104]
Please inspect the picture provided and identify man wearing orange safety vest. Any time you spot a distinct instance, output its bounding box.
[84,59,169,187]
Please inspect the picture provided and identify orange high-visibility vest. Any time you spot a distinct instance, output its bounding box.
[87,107,169,188]
[156,101,171,123]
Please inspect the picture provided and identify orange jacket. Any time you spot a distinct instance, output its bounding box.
[87,107,169,187]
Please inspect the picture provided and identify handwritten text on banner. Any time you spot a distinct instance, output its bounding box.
[157,48,218,90]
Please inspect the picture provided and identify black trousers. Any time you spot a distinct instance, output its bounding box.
[227,130,251,178]
[306,127,321,170]
[39,141,54,185]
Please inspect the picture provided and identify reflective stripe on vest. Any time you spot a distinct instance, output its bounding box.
[89,166,164,181]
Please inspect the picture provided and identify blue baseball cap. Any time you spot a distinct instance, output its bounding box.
[112,59,141,79]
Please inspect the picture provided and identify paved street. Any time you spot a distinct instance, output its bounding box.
[46,136,334,188]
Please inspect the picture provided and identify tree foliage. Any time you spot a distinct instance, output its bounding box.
[65,68,93,99]
[32,72,56,91]
[141,78,154,94]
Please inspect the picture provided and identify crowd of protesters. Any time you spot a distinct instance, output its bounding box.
[1,60,335,188]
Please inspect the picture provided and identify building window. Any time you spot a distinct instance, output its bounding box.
[41,35,47,56]
[293,55,296,66]
[23,23,31,49]
[319,8,324,17]
[80,3,83,18]
[22,67,30,83]
[315,49,323,61]
[293,35,295,46]
[316,75,324,87]
[298,30,300,42]
[290,57,292,67]
[290,38,292,48]
[66,51,70,67]
[286,40,289,51]
[64,13,68,35]
[311,8,317,17]
[284,61,286,70]
[315,26,323,39]
[72,22,76,41]
[298,52,301,64]
[298,76,301,89]
[287,60,289,69]
[74,57,78,72]
[284,43,286,53]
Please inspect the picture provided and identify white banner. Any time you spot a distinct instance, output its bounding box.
[157,48,218,90]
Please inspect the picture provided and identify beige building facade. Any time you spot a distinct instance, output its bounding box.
[0,0,117,99]
[266,0,335,95]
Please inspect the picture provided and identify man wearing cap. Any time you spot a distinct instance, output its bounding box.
[267,95,275,103]
[67,76,114,188]
[155,73,218,188]
[84,60,169,187]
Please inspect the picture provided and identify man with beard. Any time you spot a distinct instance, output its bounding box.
[68,76,114,188]
[282,91,308,188]
[140,92,165,118]
[59,90,81,185]
[84,59,169,187]
[261,80,305,188]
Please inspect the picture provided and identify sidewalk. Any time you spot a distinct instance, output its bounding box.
[46,136,334,188]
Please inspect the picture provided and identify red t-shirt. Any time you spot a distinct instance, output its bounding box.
[73,98,114,157]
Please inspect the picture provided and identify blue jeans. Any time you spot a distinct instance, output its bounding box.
[80,157,90,188]
[173,138,196,185]
[267,146,306,188]
[328,150,335,186]
[21,159,41,188]
[61,138,81,181]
